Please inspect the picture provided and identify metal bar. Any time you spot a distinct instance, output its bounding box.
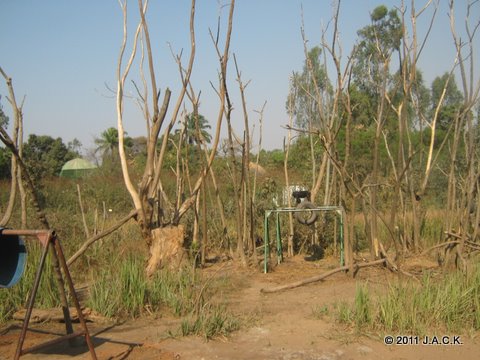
[339,212,344,266]
[275,212,282,264]
[1,229,50,237]
[53,236,97,359]
[263,206,347,272]
[264,213,270,274]
[264,206,344,213]
[1,230,52,248]
[47,241,75,342]
[14,243,50,360]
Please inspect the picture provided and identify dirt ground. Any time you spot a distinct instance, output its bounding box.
[1,255,479,360]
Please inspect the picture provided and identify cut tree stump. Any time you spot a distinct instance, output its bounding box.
[146,225,186,277]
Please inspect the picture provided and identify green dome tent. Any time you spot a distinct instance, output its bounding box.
[60,158,97,178]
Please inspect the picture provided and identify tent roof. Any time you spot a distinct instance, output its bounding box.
[61,158,97,171]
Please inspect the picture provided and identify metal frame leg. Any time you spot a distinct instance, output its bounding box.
[4,230,97,360]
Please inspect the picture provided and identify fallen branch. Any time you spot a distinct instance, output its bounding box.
[67,209,138,266]
[419,240,460,257]
[466,240,480,251]
[260,259,386,294]
[379,241,398,272]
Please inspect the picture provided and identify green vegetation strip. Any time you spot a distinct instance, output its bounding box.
[334,264,480,335]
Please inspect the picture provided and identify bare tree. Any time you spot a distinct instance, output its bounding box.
[114,0,236,273]
[0,67,26,227]
[284,84,296,257]
[441,0,480,269]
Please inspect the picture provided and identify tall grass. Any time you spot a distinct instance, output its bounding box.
[87,255,148,318]
[87,254,240,339]
[354,284,373,329]
[180,304,240,340]
[336,264,480,334]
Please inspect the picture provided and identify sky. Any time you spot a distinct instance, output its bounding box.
[0,0,478,155]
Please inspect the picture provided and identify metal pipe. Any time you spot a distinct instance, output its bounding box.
[53,236,97,359]
[14,244,49,360]
[263,206,346,273]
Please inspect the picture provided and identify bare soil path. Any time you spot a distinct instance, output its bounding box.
[1,256,479,359]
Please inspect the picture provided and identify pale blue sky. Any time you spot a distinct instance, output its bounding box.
[0,1,477,153]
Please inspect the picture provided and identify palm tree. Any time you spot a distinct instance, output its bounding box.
[95,127,119,161]
[185,113,212,145]
[95,127,133,162]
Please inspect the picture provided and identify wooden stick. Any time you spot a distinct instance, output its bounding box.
[67,209,138,266]
[260,259,386,294]
[419,240,460,256]
[77,184,90,238]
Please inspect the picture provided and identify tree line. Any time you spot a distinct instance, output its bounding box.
[1,1,479,272]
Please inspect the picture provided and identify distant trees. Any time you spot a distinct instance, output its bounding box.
[283,0,480,266]
[0,96,8,128]
[286,46,332,129]
[0,98,10,179]
[0,0,477,273]
[0,147,10,179]
[22,134,78,179]
[430,72,464,131]
[353,4,402,94]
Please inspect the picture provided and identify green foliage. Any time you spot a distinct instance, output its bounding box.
[353,5,402,93]
[94,127,134,165]
[0,95,8,128]
[148,266,198,316]
[259,149,284,169]
[184,113,212,145]
[348,84,377,127]
[430,73,463,130]
[23,134,78,179]
[335,301,354,324]
[335,265,480,334]
[67,138,83,154]
[311,304,330,319]
[287,135,323,179]
[354,284,373,329]
[286,46,333,129]
[86,254,241,339]
[0,146,11,179]
[88,255,147,318]
[167,113,212,172]
[179,304,240,340]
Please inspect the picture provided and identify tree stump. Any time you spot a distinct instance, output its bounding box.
[146,225,187,277]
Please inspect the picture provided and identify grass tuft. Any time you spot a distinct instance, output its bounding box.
[335,264,480,335]
[86,254,240,339]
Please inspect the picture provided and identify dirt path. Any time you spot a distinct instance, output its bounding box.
[1,256,479,359]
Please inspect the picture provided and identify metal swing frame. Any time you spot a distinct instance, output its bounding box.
[263,206,346,273]
[1,229,97,360]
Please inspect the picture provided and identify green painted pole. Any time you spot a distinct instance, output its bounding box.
[275,211,282,264]
[264,212,270,273]
[339,211,344,266]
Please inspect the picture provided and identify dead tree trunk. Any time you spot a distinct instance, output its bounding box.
[114,0,236,273]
